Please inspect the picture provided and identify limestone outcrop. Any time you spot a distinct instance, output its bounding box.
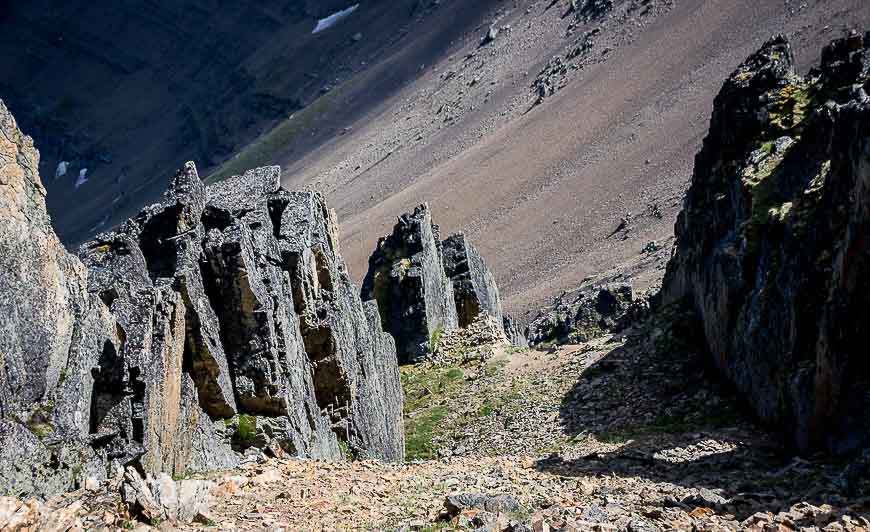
[0,100,403,498]
[662,33,870,453]
[361,204,459,363]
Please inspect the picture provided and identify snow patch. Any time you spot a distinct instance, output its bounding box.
[55,161,69,179]
[75,168,88,189]
[312,4,359,34]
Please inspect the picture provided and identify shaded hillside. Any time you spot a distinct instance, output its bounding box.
[0,0,500,242]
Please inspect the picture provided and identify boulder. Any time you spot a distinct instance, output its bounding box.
[361,204,458,363]
[0,99,404,498]
[121,467,212,524]
[502,315,529,349]
[662,33,870,453]
[526,282,635,346]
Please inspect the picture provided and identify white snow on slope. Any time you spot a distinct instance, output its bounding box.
[312,4,359,34]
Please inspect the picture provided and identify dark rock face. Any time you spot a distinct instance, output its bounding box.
[442,232,504,330]
[526,283,636,346]
[361,204,458,363]
[662,33,870,453]
[0,100,403,498]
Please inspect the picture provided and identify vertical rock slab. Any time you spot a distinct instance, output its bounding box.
[202,168,344,460]
[0,99,118,497]
[441,232,504,330]
[662,33,870,453]
[272,190,404,461]
[361,204,458,363]
[81,163,240,477]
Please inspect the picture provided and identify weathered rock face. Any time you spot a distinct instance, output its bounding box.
[442,232,504,330]
[0,100,403,498]
[526,283,636,346]
[361,204,458,364]
[662,33,870,453]
[0,99,118,497]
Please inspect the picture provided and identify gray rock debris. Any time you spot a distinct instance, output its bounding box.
[361,203,458,364]
[122,467,212,524]
[0,99,404,498]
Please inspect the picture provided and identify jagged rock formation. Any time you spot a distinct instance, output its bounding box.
[361,204,458,364]
[662,33,870,453]
[526,283,638,346]
[0,100,403,498]
[442,232,504,330]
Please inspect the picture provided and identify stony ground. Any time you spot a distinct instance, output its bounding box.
[6,304,870,531]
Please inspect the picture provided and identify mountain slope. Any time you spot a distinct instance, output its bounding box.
[2,0,868,317]
[272,0,870,314]
[0,0,501,241]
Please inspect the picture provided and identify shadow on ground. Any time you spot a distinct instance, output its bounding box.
[535,304,869,521]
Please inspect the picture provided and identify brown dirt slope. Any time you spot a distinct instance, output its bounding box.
[269,0,869,315]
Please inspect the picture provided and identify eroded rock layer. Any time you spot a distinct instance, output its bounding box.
[0,101,403,498]
[662,33,870,453]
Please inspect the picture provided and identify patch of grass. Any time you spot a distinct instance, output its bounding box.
[405,405,449,460]
[206,73,365,184]
[401,365,465,411]
[430,326,445,354]
[401,364,469,460]
[236,414,257,442]
[26,401,56,440]
[338,439,354,461]
[484,358,509,377]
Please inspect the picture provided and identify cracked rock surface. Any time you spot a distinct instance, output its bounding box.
[361,203,459,364]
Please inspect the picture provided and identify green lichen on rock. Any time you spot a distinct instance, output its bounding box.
[25,400,56,440]
[767,80,816,133]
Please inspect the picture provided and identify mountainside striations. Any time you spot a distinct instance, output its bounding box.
[0,100,403,499]
[662,33,870,453]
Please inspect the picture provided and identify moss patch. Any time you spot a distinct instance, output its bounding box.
[429,326,445,354]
